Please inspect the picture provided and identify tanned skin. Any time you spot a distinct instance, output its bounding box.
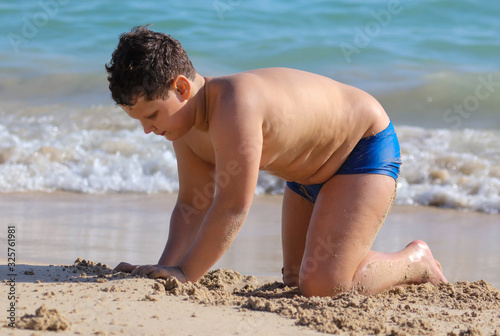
[115,68,447,297]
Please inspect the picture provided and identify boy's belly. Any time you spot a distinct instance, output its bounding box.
[265,120,401,185]
[260,140,354,185]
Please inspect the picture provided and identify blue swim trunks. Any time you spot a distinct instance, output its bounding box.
[286,121,402,203]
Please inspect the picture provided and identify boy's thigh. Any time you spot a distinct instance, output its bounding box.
[300,173,396,286]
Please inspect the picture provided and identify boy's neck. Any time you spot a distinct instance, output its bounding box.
[192,74,209,131]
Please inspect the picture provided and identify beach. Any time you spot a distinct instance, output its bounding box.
[1,192,500,335]
[1,192,499,286]
[2,0,500,334]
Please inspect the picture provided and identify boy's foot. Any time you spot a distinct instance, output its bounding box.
[406,240,448,284]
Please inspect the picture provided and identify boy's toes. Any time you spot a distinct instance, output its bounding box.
[434,259,448,283]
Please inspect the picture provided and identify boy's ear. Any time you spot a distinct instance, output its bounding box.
[172,75,191,101]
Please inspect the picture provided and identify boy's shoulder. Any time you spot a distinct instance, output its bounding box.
[205,68,310,106]
[206,67,341,98]
[204,71,264,110]
[207,67,311,87]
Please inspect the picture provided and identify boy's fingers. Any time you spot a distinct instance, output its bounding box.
[148,268,171,279]
[131,264,155,276]
[130,265,145,275]
[114,262,137,273]
[116,263,173,279]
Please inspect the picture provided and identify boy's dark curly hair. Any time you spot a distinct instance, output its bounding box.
[105,25,196,106]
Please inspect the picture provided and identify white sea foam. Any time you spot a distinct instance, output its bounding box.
[396,126,500,213]
[0,104,499,213]
[0,104,179,194]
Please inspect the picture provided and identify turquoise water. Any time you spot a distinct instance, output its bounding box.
[2,0,500,119]
[1,0,499,212]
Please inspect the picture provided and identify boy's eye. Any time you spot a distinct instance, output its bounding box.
[147,111,158,120]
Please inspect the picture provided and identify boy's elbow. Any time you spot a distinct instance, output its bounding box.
[212,197,251,235]
[216,185,254,210]
[215,196,252,217]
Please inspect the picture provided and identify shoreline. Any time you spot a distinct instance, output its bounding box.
[1,191,499,286]
[1,191,500,335]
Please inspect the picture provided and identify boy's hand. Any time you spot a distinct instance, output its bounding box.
[114,262,187,282]
[114,262,137,273]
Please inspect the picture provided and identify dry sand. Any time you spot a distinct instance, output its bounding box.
[2,259,499,336]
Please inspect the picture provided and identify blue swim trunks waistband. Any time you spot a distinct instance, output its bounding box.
[286,121,402,203]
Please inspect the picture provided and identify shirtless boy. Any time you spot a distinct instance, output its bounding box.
[107,26,447,297]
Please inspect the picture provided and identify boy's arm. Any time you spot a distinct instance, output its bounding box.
[177,95,263,281]
[115,137,214,276]
[157,138,215,265]
[117,87,263,282]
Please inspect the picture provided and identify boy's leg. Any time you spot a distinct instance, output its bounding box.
[298,173,447,297]
[281,186,314,286]
[352,240,446,295]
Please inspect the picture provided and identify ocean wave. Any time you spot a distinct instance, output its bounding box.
[396,126,500,213]
[1,104,499,213]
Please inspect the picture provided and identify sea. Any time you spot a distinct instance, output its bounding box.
[1,0,499,213]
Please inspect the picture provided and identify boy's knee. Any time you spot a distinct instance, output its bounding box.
[299,272,352,297]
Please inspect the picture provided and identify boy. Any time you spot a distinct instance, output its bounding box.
[107,26,447,297]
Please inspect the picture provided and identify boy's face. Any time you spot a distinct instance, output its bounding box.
[122,78,193,141]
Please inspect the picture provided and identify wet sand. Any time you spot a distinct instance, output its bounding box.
[1,192,499,286]
[1,192,500,335]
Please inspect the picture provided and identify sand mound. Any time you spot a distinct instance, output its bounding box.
[153,269,500,336]
[16,304,71,331]
[29,259,498,335]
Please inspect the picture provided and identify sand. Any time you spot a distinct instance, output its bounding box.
[2,259,499,336]
[1,192,499,287]
[1,192,500,335]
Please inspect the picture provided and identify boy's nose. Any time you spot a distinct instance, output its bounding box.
[141,121,155,134]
